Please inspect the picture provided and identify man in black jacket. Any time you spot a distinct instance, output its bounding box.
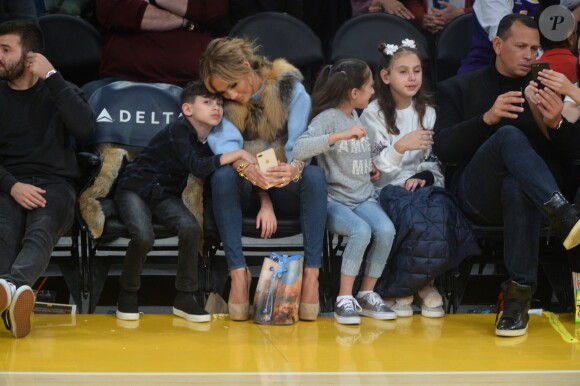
[434,13,580,337]
[0,20,95,338]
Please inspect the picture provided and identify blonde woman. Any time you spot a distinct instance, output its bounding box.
[199,37,327,321]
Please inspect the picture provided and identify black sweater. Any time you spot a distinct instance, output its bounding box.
[433,63,573,189]
[0,73,96,193]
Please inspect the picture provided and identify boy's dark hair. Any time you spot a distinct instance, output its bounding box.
[497,13,539,40]
[181,80,222,104]
[0,20,44,54]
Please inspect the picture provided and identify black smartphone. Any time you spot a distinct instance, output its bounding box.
[531,62,550,89]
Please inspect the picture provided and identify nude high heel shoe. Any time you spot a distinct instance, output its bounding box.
[299,268,320,321]
[228,267,252,321]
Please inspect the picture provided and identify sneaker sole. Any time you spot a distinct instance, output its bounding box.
[173,307,211,323]
[334,313,361,325]
[563,220,580,250]
[359,310,397,320]
[495,325,528,337]
[0,280,11,314]
[393,309,414,317]
[9,286,34,339]
[421,309,445,318]
[116,310,140,321]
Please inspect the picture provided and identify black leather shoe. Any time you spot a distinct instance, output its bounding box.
[495,281,531,337]
[544,192,580,250]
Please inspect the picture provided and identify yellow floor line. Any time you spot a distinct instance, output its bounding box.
[543,311,579,343]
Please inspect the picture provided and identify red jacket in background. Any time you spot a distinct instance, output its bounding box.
[97,0,227,85]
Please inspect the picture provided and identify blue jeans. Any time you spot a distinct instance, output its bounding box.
[456,126,561,290]
[0,176,76,287]
[327,200,395,278]
[114,189,201,292]
[211,164,327,270]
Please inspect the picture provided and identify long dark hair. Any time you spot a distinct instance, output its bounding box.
[375,42,434,135]
[310,59,372,120]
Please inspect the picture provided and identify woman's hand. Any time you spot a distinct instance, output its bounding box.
[393,129,434,153]
[403,178,426,192]
[240,163,270,190]
[432,2,464,24]
[537,69,574,97]
[371,0,414,20]
[265,162,296,188]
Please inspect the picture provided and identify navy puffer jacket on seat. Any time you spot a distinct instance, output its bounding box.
[376,185,481,298]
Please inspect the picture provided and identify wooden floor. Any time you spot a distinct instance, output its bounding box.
[0,312,579,385]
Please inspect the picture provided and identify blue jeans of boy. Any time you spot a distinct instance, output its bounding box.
[456,126,561,290]
[114,189,201,292]
[211,164,327,270]
[326,199,395,278]
[0,176,76,287]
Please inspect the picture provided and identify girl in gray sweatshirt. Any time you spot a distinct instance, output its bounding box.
[293,59,397,325]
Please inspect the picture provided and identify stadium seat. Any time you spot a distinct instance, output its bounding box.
[435,13,473,83]
[38,14,102,87]
[229,11,325,91]
[77,81,191,312]
[330,13,430,75]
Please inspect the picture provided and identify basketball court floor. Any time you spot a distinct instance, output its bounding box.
[0,312,579,385]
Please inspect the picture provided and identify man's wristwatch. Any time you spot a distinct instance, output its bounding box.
[550,118,564,130]
[182,18,195,31]
[45,69,57,79]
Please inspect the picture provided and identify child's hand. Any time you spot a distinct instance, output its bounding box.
[370,164,381,182]
[256,203,277,238]
[343,125,367,140]
[238,149,257,164]
[394,129,433,153]
[403,178,426,192]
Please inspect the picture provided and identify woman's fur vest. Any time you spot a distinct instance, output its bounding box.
[224,59,303,162]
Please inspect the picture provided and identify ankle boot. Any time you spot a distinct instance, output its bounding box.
[544,192,580,250]
[495,281,531,337]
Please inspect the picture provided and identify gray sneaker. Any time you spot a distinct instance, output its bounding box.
[334,296,362,325]
[356,292,397,320]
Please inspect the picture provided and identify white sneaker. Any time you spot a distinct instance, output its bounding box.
[8,285,35,338]
[385,295,414,317]
[0,279,14,314]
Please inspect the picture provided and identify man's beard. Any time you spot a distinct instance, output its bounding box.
[0,53,25,81]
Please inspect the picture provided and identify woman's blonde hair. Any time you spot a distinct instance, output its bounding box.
[199,37,270,93]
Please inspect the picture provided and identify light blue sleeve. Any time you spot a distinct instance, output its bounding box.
[284,82,311,161]
[207,116,244,154]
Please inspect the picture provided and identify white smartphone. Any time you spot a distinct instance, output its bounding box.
[257,148,278,173]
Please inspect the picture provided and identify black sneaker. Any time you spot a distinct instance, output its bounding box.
[173,291,211,323]
[9,285,35,339]
[116,289,139,321]
[495,281,531,337]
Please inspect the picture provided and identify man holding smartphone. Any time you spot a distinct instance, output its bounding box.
[434,14,580,338]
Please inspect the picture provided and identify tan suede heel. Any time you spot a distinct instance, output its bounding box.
[299,302,319,321]
[227,302,250,321]
[228,268,252,321]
